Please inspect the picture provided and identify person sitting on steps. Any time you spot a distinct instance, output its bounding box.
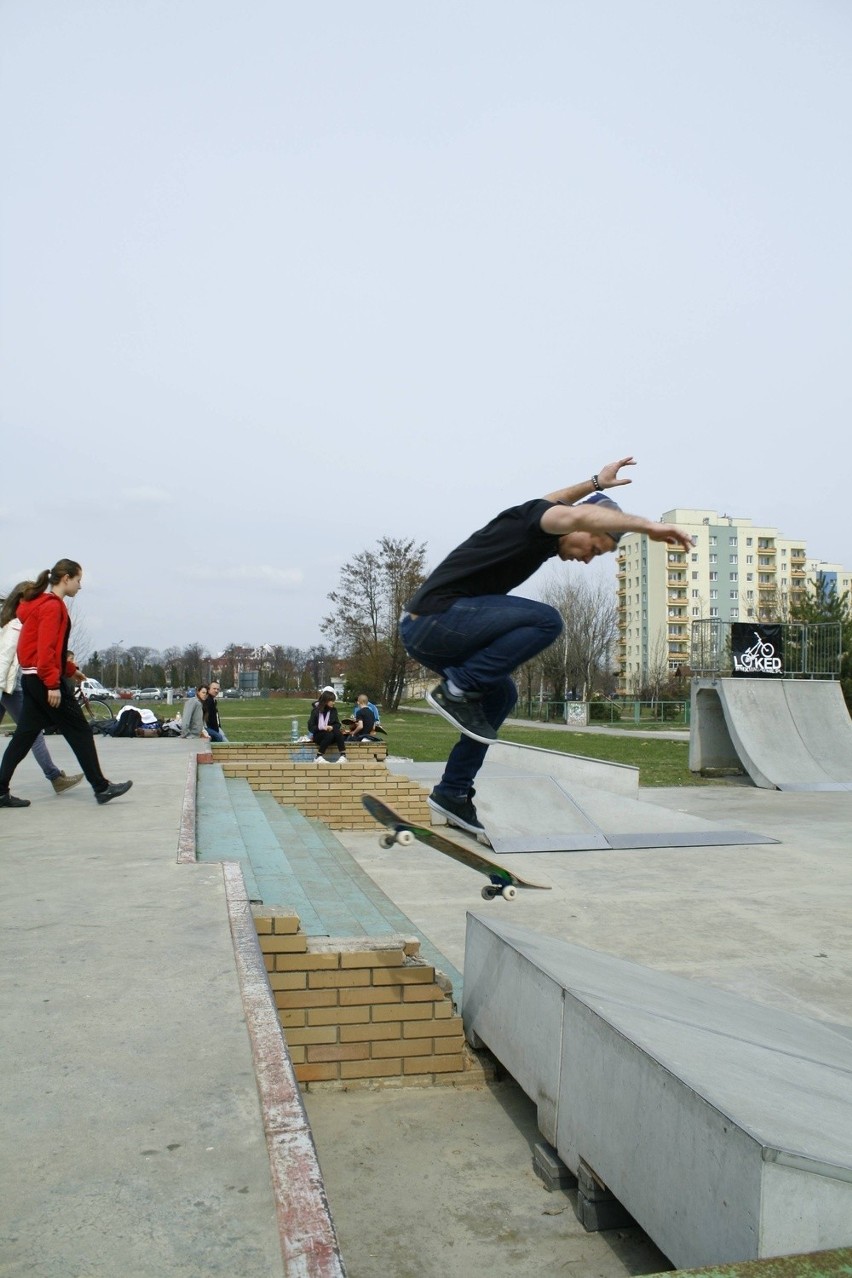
[308,691,347,764]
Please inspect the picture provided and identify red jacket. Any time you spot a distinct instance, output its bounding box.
[16,593,78,690]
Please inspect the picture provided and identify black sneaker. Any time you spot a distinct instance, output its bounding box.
[95,780,133,805]
[0,792,31,808]
[426,681,498,745]
[428,787,488,840]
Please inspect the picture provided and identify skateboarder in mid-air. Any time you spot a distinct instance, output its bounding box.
[399,457,693,837]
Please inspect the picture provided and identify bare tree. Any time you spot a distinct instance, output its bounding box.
[535,572,619,701]
[323,536,427,710]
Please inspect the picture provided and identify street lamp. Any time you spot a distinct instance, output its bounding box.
[114,642,123,693]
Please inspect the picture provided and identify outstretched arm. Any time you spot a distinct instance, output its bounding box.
[544,455,636,505]
[540,500,694,551]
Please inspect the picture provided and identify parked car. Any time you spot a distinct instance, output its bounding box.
[222,688,241,698]
[135,687,164,701]
[79,678,113,702]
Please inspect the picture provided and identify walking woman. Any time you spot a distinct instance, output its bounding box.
[0,559,132,808]
[307,690,347,763]
[0,583,84,794]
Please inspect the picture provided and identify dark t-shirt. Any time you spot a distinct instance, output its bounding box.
[353,706,376,735]
[406,498,562,615]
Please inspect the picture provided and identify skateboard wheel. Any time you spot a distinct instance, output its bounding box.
[395,829,415,847]
[481,885,498,901]
[379,834,396,850]
[501,885,517,902]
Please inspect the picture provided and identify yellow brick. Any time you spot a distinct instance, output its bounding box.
[253,918,273,935]
[307,1042,370,1063]
[262,934,308,954]
[279,1009,306,1029]
[339,950,406,966]
[308,969,371,989]
[295,1062,339,1083]
[403,1017,464,1039]
[339,987,401,1006]
[434,1032,467,1053]
[275,953,339,972]
[371,1002,434,1022]
[433,1000,453,1019]
[288,1045,306,1064]
[372,966,435,986]
[339,1022,402,1043]
[372,1038,431,1059]
[339,1059,402,1080]
[263,953,275,972]
[403,984,447,1002]
[272,916,301,934]
[275,989,339,1009]
[307,1006,371,1027]
[403,1053,466,1075]
[268,971,307,991]
[286,1026,338,1046]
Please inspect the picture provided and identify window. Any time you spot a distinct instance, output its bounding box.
[710,607,718,617]
[710,590,718,600]
[691,589,700,598]
[730,572,738,582]
[730,590,738,600]
[709,571,718,581]
[692,571,699,580]
[691,553,698,562]
[709,554,717,564]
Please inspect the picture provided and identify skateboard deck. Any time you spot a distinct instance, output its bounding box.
[362,794,551,901]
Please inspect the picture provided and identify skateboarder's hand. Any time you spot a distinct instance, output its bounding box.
[596,456,636,488]
[47,689,61,708]
[647,523,694,551]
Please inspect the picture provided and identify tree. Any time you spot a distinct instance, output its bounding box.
[323,536,427,710]
[525,571,619,702]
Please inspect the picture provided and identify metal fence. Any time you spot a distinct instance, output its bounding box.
[510,699,690,726]
[690,621,842,678]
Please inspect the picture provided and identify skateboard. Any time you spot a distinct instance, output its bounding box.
[362,794,552,902]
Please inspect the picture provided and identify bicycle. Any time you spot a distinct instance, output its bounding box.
[74,687,115,727]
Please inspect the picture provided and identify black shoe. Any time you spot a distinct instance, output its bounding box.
[426,681,498,745]
[0,792,31,808]
[96,780,133,805]
[428,787,487,839]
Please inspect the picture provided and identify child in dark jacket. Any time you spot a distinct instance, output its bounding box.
[307,692,347,764]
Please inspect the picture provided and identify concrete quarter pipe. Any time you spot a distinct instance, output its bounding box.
[690,678,852,791]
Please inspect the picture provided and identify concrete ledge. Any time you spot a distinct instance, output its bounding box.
[463,914,852,1270]
[224,864,346,1277]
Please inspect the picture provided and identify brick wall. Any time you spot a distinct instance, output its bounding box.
[254,911,489,1090]
[215,756,430,829]
[212,741,388,763]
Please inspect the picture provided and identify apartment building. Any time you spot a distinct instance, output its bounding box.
[615,508,849,695]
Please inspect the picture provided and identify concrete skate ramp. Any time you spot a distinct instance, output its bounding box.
[691,678,852,791]
[387,750,775,851]
[463,914,852,1269]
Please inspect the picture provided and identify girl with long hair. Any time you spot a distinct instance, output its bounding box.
[0,560,132,808]
[0,582,83,794]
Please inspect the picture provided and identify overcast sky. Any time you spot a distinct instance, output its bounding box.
[2,1,850,658]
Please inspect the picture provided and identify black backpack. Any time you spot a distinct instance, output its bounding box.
[113,708,143,737]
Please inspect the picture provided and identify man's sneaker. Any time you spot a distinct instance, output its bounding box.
[0,792,30,808]
[52,772,84,794]
[427,787,487,839]
[314,755,328,764]
[426,681,498,745]
[336,755,347,764]
[95,780,133,805]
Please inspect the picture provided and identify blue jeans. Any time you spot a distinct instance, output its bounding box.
[206,728,228,742]
[399,595,562,796]
[0,689,61,781]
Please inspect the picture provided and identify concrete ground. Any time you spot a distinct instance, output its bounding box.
[313,778,852,1276]
[2,734,850,1278]
[0,738,286,1278]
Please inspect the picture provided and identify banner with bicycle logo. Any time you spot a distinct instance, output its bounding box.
[731,624,784,677]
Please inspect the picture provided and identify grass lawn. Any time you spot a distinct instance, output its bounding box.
[209,696,714,788]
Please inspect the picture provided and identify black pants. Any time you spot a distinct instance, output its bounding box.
[313,727,346,756]
[0,675,108,794]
